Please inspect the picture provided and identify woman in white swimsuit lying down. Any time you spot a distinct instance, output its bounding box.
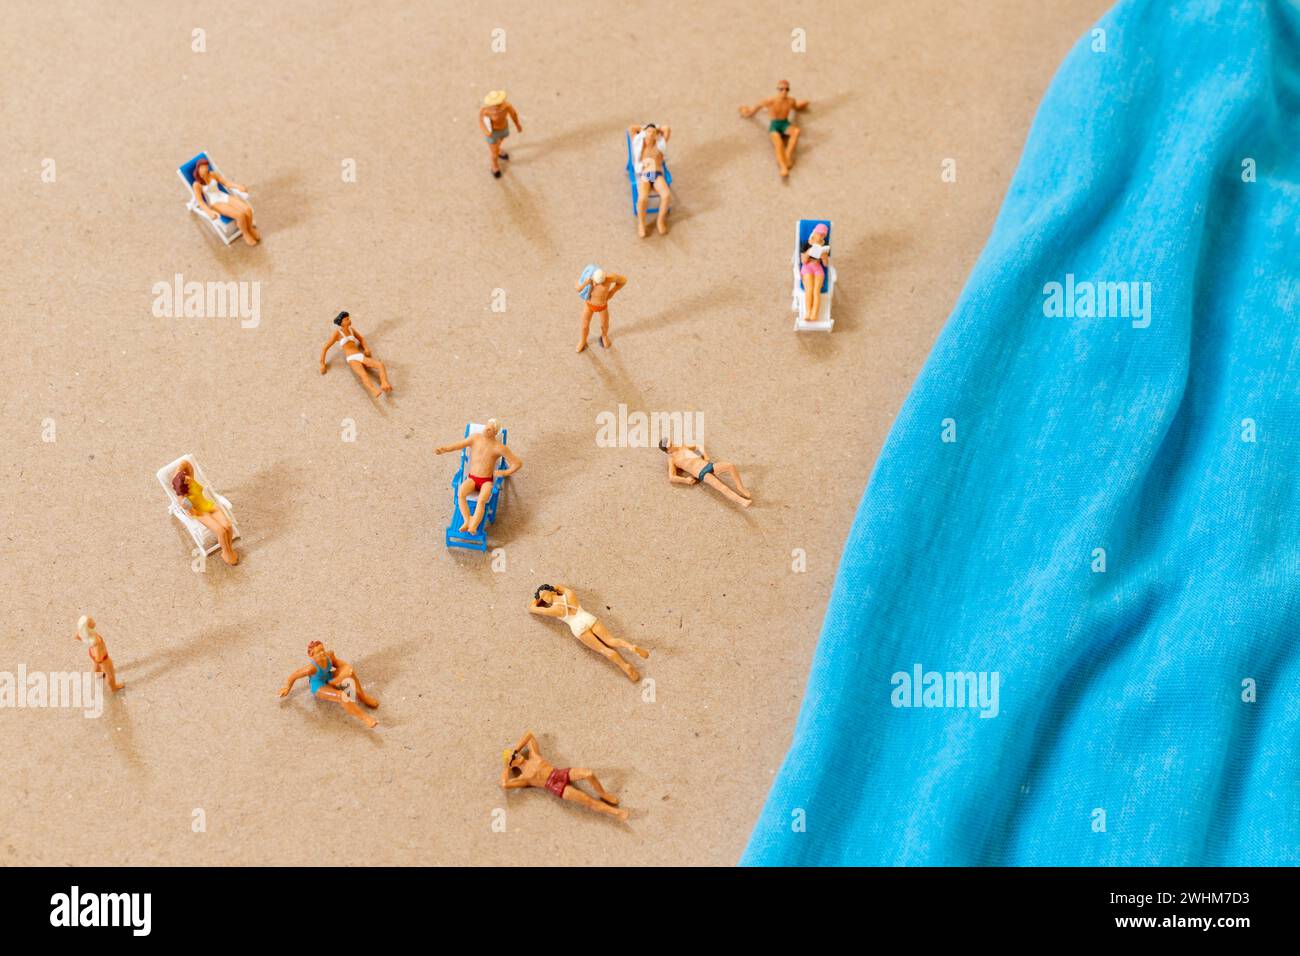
[529,584,649,683]
[318,310,393,398]
[192,158,260,246]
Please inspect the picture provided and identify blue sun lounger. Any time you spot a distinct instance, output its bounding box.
[445,423,510,552]
[625,132,673,217]
[791,217,836,331]
[178,151,249,245]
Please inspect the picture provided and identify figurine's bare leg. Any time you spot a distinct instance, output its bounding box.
[195,511,239,565]
[343,673,379,709]
[561,784,628,820]
[489,140,502,175]
[213,201,258,246]
[360,356,392,392]
[702,473,752,508]
[784,125,801,165]
[456,478,475,530]
[568,768,619,805]
[653,179,672,234]
[636,188,649,237]
[347,359,382,398]
[599,309,611,349]
[577,306,593,352]
[710,460,751,499]
[810,280,822,321]
[465,484,492,534]
[224,196,260,240]
[803,276,816,319]
[590,620,649,660]
[96,658,124,693]
[769,131,790,176]
[576,629,640,682]
[316,686,377,728]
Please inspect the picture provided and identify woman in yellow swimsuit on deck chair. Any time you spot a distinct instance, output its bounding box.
[171,460,238,566]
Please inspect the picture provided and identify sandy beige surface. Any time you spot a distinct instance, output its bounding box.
[0,0,1109,865]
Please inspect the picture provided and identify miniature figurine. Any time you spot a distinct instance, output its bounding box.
[435,419,522,535]
[574,267,628,352]
[319,311,392,399]
[76,615,124,693]
[628,124,672,236]
[171,459,239,564]
[659,438,752,508]
[278,640,380,728]
[501,730,628,821]
[190,157,260,245]
[738,80,809,177]
[480,90,522,178]
[798,222,831,325]
[529,584,649,683]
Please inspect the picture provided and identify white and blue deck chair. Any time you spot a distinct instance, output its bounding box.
[625,131,673,217]
[791,218,836,331]
[178,151,249,245]
[445,423,510,552]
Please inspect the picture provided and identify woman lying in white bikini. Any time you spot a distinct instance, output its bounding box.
[528,584,649,683]
[319,311,393,399]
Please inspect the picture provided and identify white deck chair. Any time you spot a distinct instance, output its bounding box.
[156,454,240,556]
[791,218,836,331]
[177,152,250,245]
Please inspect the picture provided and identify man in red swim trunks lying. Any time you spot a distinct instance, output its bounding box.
[500,730,628,821]
[434,418,523,534]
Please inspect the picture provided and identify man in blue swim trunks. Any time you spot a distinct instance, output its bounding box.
[480,90,523,178]
[660,438,752,508]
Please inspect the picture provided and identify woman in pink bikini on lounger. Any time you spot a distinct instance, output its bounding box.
[500,730,628,821]
[800,222,831,321]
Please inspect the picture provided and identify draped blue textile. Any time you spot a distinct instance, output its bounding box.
[744,0,1300,866]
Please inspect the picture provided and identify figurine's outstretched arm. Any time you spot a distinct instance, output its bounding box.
[508,105,522,132]
[496,446,523,478]
[435,437,473,455]
[738,96,772,118]
[212,168,247,193]
[794,98,810,110]
[278,665,316,697]
[606,274,628,297]
[319,331,340,372]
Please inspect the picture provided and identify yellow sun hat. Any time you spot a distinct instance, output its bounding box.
[483,90,508,107]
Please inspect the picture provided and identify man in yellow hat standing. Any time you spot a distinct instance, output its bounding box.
[479,90,523,178]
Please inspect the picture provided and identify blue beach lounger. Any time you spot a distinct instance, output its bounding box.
[445,423,510,552]
[178,151,249,245]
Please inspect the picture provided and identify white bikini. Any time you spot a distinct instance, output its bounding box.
[198,176,227,208]
[336,327,366,363]
[558,595,598,637]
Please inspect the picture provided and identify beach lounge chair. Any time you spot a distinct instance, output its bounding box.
[178,151,249,245]
[445,423,510,552]
[156,454,240,556]
[792,218,836,331]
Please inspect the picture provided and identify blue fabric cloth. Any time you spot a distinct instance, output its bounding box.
[744,0,1300,866]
